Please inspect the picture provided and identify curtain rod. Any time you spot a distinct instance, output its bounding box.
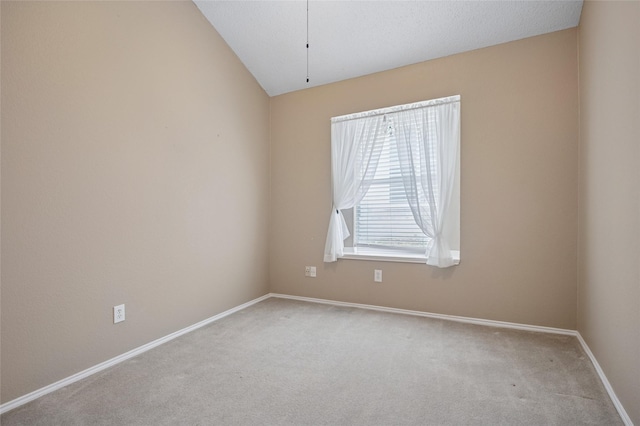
[331,95,460,123]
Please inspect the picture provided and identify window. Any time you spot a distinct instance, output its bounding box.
[323,95,460,267]
[354,114,432,253]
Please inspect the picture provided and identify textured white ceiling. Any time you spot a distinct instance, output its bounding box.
[194,1,583,96]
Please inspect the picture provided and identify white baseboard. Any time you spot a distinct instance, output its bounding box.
[269,293,577,335]
[269,293,633,426]
[0,294,271,415]
[2,292,633,426]
[576,333,634,426]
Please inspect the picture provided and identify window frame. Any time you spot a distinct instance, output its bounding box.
[337,96,461,264]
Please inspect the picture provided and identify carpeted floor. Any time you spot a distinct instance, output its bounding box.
[1,297,622,425]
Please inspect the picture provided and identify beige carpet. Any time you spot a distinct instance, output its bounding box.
[1,297,622,425]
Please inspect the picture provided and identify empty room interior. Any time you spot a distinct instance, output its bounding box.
[1,0,639,425]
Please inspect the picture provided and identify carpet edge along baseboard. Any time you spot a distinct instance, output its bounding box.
[1,293,633,426]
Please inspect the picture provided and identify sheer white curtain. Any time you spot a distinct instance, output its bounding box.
[323,115,387,262]
[393,100,460,267]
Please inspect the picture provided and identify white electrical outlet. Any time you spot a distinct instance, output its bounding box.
[114,304,125,324]
[374,269,383,282]
[305,266,317,278]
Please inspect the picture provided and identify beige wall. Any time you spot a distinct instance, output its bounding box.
[1,1,270,403]
[10,1,637,417]
[578,1,640,423]
[271,29,579,330]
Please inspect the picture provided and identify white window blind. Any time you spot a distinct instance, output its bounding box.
[354,115,434,252]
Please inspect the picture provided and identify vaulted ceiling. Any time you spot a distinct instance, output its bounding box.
[194,1,583,96]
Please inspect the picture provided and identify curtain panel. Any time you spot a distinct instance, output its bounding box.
[323,115,387,262]
[393,101,460,267]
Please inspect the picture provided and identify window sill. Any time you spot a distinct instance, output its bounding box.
[340,248,460,265]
